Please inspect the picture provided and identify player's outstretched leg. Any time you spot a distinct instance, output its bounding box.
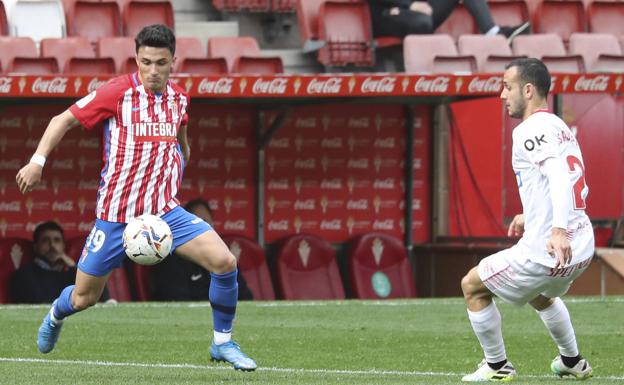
[208,270,256,371]
[37,285,76,353]
[551,356,592,380]
[462,359,517,382]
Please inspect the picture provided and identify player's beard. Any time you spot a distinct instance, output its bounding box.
[509,98,526,119]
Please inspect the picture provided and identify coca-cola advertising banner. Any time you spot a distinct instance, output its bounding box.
[0,73,620,98]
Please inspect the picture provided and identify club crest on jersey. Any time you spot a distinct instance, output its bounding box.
[133,122,177,142]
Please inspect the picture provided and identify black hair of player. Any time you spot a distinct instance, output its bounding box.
[505,58,551,99]
[135,24,176,55]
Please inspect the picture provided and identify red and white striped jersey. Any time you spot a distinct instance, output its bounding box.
[69,72,189,223]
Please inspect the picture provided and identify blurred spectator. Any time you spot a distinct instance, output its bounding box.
[368,0,530,41]
[11,221,109,304]
[151,199,254,301]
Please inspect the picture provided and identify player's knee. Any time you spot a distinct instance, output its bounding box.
[209,250,237,274]
[461,274,474,297]
[72,292,99,311]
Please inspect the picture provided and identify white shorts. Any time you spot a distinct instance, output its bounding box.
[478,245,592,306]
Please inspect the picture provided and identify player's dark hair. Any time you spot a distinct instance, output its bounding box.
[135,24,176,55]
[505,58,551,98]
[185,198,213,217]
[33,221,64,243]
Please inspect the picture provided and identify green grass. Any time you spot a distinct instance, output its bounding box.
[0,297,623,384]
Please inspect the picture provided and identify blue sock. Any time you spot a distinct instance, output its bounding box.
[209,270,238,333]
[53,285,77,320]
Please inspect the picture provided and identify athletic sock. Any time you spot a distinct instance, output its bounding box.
[467,301,507,363]
[537,298,579,358]
[53,285,77,320]
[486,25,501,36]
[488,359,508,370]
[209,270,238,338]
[561,354,582,368]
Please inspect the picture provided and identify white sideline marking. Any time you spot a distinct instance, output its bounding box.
[1,357,623,381]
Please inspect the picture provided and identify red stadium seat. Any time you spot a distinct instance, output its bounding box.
[272,0,296,12]
[404,34,475,74]
[208,36,261,71]
[512,33,567,59]
[541,55,585,73]
[122,57,138,73]
[212,0,270,12]
[97,36,135,73]
[347,233,416,299]
[233,56,284,74]
[569,33,624,73]
[41,37,95,72]
[275,234,345,300]
[488,0,530,29]
[594,226,614,247]
[66,57,117,74]
[0,36,37,72]
[67,1,122,45]
[317,1,374,67]
[107,267,132,302]
[0,238,33,303]
[173,37,205,73]
[435,3,479,41]
[8,57,60,74]
[222,235,275,300]
[177,57,228,75]
[588,1,624,36]
[0,0,8,35]
[534,0,587,43]
[123,0,174,37]
[458,34,520,73]
[296,0,354,52]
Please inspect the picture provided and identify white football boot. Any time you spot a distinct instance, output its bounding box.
[462,359,517,382]
[551,356,593,380]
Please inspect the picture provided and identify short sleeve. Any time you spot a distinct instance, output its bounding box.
[518,123,559,166]
[69,76,129,130]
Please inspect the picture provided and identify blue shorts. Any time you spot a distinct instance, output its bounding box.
[77,206,212,276]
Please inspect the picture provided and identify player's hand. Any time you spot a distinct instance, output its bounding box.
[547,228,572,268]
[15,163,43,194]
[410,1,432,15]
[507,214,525,237]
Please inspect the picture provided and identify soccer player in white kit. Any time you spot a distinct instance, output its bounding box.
[461,58,594,382]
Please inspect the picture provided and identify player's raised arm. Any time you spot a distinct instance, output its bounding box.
[15,109,82,194]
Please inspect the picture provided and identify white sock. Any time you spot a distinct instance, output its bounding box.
[537,298,579,357]
[213,331,231,345]
[468,301,507,363]
[49,305,63,324]
[486,25,500,36]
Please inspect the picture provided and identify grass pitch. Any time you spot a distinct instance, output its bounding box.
[0,297,623,385]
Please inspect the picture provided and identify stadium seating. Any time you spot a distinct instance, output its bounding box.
[297,0,326,52]
[66,1,122,45]
[10,0,66,42]
[317,1,374,67]
[208,36,280,72]
[123,0,174,37]
[122,57,138,73]
[7,57,60,74]
[177,58,228,75]
[272,0,296,12]
[212,0,271,12]
[569,33,624,73]
[588,1,624,36]
[512,33,584,73]
[594,226,614,247]
[66,57,117,74]
[458,35,522,73]
[435,3,479,41]
[346,233,416,299]
[173,37,205,73]
[97,36,135,73]
[404,34,476,74]
[488,0,530,29]
[40,37,95,72]
[233,56,284,74]
[533,0,587,43]
[222,235,275,300]
[0,36,37,72]
[0,238,33,303]
[0,0,8,36]
[274,234,345,300]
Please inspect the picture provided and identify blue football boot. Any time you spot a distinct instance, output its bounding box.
[210,341,257,371]
[37,302,64,354]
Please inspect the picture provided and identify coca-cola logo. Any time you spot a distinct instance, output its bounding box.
[307,78,342,94]
[0,201,20,212]
[574,75,609,92]
[347,159,369,169]
[0,77,12,93]
[268,220,289,231]
[414,77,450,93]
[295,117,317,128]
[78,138,99,149]
[267,179,289,190]
[294,159,315,169]
[346,199,368,210]
[374,138,395,148]
[52,159,74,170]
[348,117,369,128]
[252,78,288,94]
[294,199,315,210]
[320,137,342,149]
[224,137,246,148]
[197,158,219,169]
[269,138,289,148]
[224,179,245,189]
[52,201,73,212]
[373,219,394,230]
[32,77,68,93]
[224,220,245,230]
[320,219,341,230]
[87,78,107,92]
[0,159,20,169]
[197,78,233,94]
[78,221,94,232]
[320,179,342,189]
[361,77,396,93]
[198,117,220,128]
[0,117,21,128]
[468,76,502,93]
[78,180,99,189]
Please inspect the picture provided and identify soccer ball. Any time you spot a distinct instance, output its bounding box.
[123,214,173,265]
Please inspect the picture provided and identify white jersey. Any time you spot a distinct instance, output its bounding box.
[512,110,593,267]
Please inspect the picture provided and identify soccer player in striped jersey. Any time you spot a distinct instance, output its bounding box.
[461,58,593,382]
[15,24,256,371]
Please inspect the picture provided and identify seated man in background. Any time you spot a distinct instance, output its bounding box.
[11,221,109,304]
[152,199,254,301]
[368,0,530,42]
